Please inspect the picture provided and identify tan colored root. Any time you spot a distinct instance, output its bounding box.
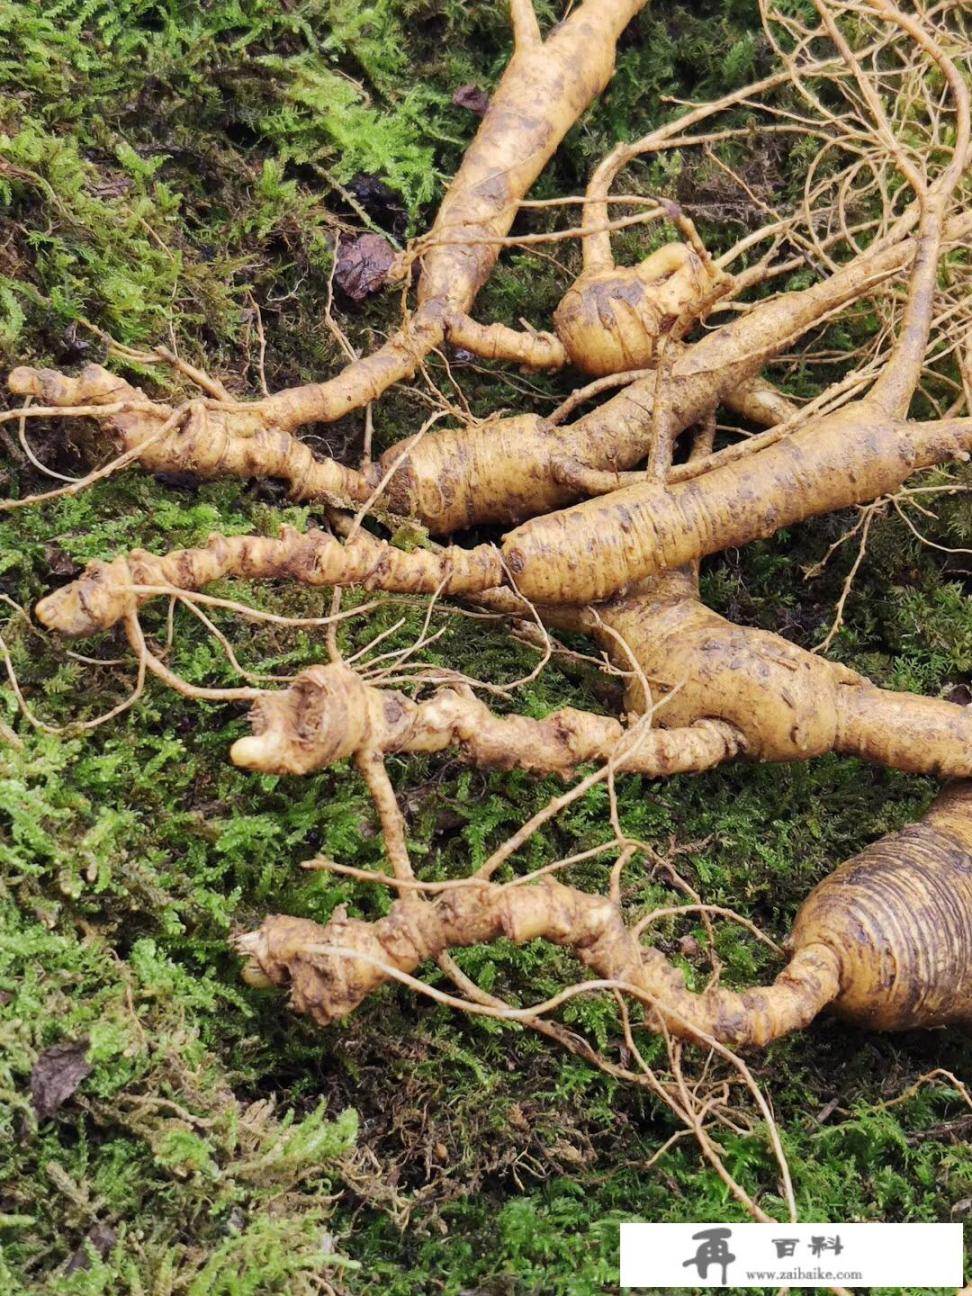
[21,373,971,608]
[571,569,972,776]
[229,0,650,429]
[503,408,972,604]
[4,0,650,475]
[384,203,972,534]
[792,780,972,1031]
[551,218,732,377]
[34,525,503,638]
[502,0,972,599]
[3,358,792,537]
[455,565,971,779]
[237,781,972,1046]
[13,74,972,529]
[28,379,972,641]
[12,190,968,539]
[228,659,743,778]
[236,875,840,1049]
[444,313,566,369]
[37,451,972,785]
[5,364,369,504]
[497,0,969,593]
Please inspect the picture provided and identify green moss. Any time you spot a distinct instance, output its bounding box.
[2,0,971,1292]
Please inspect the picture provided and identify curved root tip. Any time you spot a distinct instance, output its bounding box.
[34,591,61,630]
[7,366,44,397]
[234,929,276,988]
[35,561,131,638]
[6,362,131,406]
[230,690,309,774]
[230,732,283,772]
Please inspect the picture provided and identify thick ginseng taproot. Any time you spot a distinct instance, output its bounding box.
[501,403,972,603]
[31,402,972,637]
[578,570,972,774]
[236,783,972,1046]
[15,206,970,536]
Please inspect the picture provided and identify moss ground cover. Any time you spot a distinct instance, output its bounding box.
[1,2,970,1292]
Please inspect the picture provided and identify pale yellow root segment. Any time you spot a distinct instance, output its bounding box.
[235,783,972,1045]
[15,189,952,524]
[210,560,972,781]
[42,405,968,627]
[12,204,967,536]
[6,0,648,459]
[34,525,503,637]
[6,358,794,537]
[228,659,743,777]
[502,0,972,601]
[6,364,371,504]
[502,408,972,604]
[16,362,970,578]
[570,568,972,777]
[211,0,649,429]
[551,233,731,377]
[544,204,972,498]
[35,469,972,786]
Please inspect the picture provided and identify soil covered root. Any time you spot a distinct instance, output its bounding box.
[228,660,743,777]
[235,782,972,1044]
[553,568,972,778]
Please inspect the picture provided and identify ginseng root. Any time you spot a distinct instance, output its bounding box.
[549,205,732,377]
[227,659,742,778]
[576,568,972,777]
[35,390,972,625]
[210,567,972,782]
[15,201,967,534]
[4,0,649,460]
[236,781,972,1047]
[499,0,972,597]
[33,524,506,638]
